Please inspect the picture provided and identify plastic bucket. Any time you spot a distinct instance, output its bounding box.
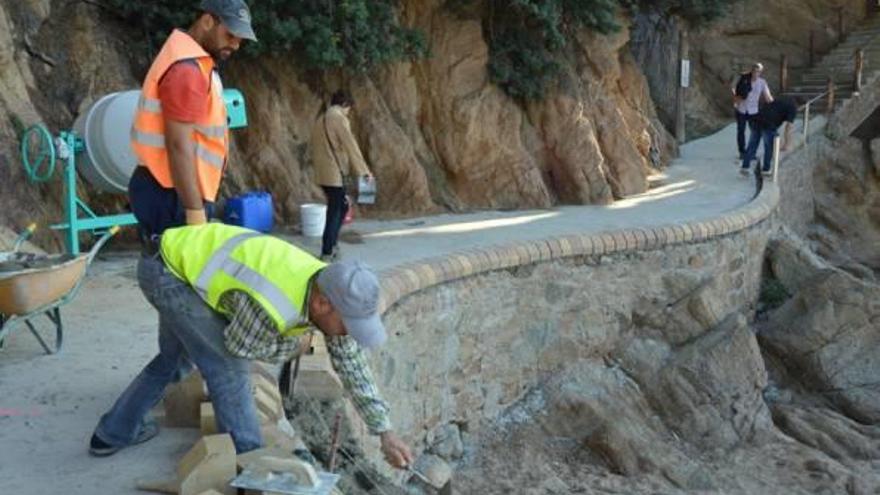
[300,204,327,237]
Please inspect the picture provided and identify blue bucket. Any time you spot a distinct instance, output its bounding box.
[224,191,274,233]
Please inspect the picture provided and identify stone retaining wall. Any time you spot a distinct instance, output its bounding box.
[774,120,830,235]
[359,180,779,460]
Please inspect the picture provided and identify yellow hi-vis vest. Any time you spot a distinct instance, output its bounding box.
[159,224,327,336]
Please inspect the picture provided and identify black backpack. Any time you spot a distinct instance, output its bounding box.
[735,74,752,99]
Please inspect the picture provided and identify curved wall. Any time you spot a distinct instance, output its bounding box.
[358,179,780,461]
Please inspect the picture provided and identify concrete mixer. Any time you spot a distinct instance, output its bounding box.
[19,89,248,254]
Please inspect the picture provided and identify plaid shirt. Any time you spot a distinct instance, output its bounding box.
[218,290,392,434]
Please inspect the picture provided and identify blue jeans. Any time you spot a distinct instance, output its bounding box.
[93,255,262,453]
[741,127,777,172]
[735,111,757,156]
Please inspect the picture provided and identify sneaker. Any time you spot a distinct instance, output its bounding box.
[319,251,339,263]
[739,167,750,177]
[89,418,159,457]
[762,169,772,177]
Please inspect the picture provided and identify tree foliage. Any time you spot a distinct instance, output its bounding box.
[100,0,426,72]
[460,0,739,100]
[101,0,737,97]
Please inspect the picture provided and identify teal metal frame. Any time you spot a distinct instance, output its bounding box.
[22,88,249,255]
[51,131,137,255]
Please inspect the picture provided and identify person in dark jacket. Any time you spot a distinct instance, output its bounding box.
[740,97,797,176]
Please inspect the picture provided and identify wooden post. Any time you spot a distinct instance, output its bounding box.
[855,48,865,93]
[826,78,836,115]
[675,29,689,145]
[809,31,816,67]
[780,54,789,92]
[772,135,781,182]
[804,103,811,143]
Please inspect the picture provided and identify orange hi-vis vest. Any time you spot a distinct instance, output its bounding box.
[131,29,229,202]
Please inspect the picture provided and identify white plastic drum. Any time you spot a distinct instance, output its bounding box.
[300,204,327,237]
[72,90,141,194]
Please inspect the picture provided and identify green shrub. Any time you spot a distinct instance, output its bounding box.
[100,0,737,96]
[759,277,790,310]
[631,0,739,25]
[100,0,426,72]
[455,0,739,100]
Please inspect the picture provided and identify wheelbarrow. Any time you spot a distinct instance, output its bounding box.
[0,224,119,355]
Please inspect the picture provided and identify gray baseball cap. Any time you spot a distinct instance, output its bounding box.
[200,0,257,42]
[317,260,387,350]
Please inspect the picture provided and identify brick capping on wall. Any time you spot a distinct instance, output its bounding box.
[377,181,781,314]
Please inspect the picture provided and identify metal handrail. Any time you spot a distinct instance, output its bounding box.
[800,89,832,143]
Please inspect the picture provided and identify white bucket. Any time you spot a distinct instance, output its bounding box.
[300,203,327,237]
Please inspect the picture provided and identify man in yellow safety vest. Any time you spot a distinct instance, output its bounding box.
[89,223,413,470]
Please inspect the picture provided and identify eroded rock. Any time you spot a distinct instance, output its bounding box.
[760,269,880,423]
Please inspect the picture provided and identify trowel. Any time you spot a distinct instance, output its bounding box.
[230,456,340,495]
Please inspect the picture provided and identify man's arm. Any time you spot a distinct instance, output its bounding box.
[164,119,205,224]
[330,113,372,179]
[158,61,210,225]
[325,335,413,468]
[762,80,774,104]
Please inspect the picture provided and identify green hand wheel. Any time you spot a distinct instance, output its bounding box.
[20,124,56,183]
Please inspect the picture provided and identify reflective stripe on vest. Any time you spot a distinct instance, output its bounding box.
[130,29,228,202]
[192,233,302,329]
[159,224,327,336]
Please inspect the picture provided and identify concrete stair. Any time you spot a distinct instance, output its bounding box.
[783,15,880,111]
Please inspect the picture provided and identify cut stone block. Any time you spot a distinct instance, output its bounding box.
[254,385,283,425]
[164,371,206,428]
[295,354,343,400]
[177,434,237,495]
[261,423,306,452]
[251,373,283,408]
[200,402,217,436]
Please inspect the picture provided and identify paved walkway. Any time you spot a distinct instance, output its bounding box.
[290,124,755,271]
[0,123,759,494]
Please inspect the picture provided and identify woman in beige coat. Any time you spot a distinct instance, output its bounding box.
[310,90,373,260]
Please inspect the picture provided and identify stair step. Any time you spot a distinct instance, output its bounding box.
[799,74,872,81]
[789,86,856,92]
[819,52,880,62]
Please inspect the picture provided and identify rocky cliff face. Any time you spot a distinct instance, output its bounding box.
[0,0,674,245]
[632,0,865,137]
[809,137,880,274]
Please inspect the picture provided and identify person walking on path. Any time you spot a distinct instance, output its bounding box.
[87,0,256,456]
[732,63,774,160]
[740,97,797,176]
[310,90,374,262]
[89,223,415,469]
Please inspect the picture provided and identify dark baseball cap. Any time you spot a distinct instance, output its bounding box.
[200,0,257,42]
[317,260,387,350]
